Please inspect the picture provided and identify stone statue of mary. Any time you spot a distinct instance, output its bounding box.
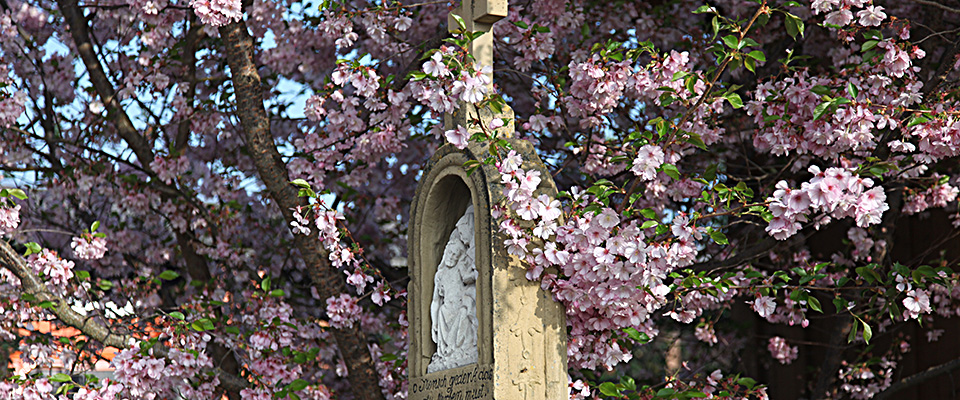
[427,205,478,373]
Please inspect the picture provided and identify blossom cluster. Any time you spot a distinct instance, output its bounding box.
[767,336,798,365]
[189,0,241,27]
[71,235,108,260]
[0,203,19,235]
[150,155,189,185]
[0,91,26,127]
[113,328,223,397]
[837,357,897,399]
[493,150,742,370]
[26,249,74,293]
[765,166,889,240]
[325,293,362,329]
[903,180,959,215]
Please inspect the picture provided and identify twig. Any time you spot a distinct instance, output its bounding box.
[914,0,960,15]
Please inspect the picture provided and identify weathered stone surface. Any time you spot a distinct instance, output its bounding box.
[408,104,567,399]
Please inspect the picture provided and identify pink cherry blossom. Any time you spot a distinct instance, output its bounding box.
[444,125,470,149]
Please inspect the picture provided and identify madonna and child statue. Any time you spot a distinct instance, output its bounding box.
[427,205,479,373]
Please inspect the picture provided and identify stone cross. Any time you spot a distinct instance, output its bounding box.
[408,1,568,387]
[448,0,506,89]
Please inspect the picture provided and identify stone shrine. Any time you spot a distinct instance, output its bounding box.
[407,2,567,399]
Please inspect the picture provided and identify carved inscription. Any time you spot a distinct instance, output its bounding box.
[409,364,493,400]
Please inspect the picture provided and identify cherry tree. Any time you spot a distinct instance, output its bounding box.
[1,0,960,399]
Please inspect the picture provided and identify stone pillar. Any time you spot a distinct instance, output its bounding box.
[408,105,567,400]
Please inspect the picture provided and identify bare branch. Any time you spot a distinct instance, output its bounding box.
[914,0,960,15]
[874,356,960,400]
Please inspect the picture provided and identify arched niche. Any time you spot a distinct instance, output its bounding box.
[408,149,494,378]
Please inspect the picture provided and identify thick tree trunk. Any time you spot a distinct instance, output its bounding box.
[217,20,386,400]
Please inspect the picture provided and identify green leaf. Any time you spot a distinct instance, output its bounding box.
[810,85,832,96]
[656,224,669,236]
[75,270,90,280]
[170,311,185,320]
[685,132,707,150]
[784,12,804,40]
[98,280,114,291]
[744,57,756,73]
[832,297,848,313]
[191,318,215,332]
[855,266,882,284]
[847,82,859,99]
[661,164,680,180]
[709,230,729,245]
[737,377,757,389]
[513,20,528,29]
[451,13,467,32]
[599,382,619,396]
[621,376,637,391]
[641,220,659,229]
[808,296,822,313]
[640,208,656,219]
[25,242,42,256]
[861,319,873,344]
[747,50,766,62]
[90,221,100,232]
[657,388,676,397]
[7,188,27,200]
[290,179,311,189]
[725,92,743,109]
[50,373,73,383]
[270,289,285,297]
[813,101,831,121]
[906,114,930,127]
[623,327,651,343]
[693,5,715,14]
[722,35,740,49]
[289,379,309,392]
[847,318,859,343]
[262,276,271,292]
[158,270,180,281]
[862,40,879,52]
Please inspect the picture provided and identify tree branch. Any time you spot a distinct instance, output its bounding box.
[914,0,960,15]
[54,3,243,397]
[874,356,960,400]
[56,0,152,167]
[0,240,249,393]
[217,20,386,400]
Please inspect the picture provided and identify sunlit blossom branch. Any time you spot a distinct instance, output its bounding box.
[0,240,250,392]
